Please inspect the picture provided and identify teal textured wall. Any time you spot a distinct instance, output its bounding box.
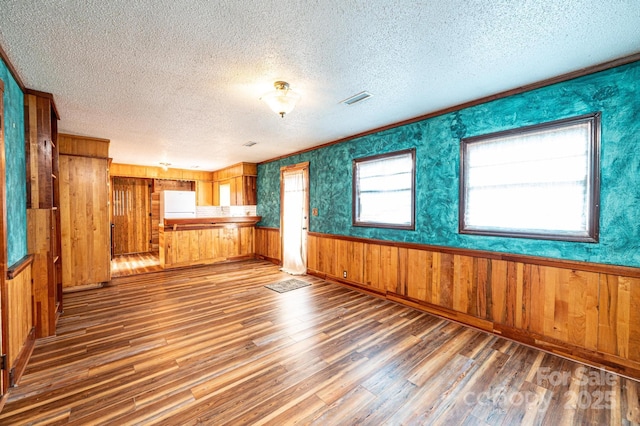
[0,58,27,267]
[257,60,640,268]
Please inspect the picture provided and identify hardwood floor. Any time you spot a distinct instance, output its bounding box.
[2,260,639,425]
[111,252,162,277]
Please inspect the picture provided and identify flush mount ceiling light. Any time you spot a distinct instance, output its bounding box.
[159,162,171,171]
[260,81,301,118]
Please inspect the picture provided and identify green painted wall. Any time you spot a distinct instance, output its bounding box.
[0,58,27,267]
[257,60,640,268]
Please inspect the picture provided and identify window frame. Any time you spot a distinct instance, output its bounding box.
[459,112,601,242]
[352,148,416,230]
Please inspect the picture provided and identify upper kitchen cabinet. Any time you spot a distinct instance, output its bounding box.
[213,162,257,206]
[58,134,111,290]
[196,179,213,206]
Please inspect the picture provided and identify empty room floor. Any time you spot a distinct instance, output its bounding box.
[1,260,638,425]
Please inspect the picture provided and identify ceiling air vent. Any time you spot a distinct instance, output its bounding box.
[243,141,257,147]
[340,91,373,106]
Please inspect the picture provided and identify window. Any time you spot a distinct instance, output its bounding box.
[459,113,600,242]
[219,183,231,206]
[353,149,415,229]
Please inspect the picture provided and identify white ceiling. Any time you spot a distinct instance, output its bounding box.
[1,1,639,171]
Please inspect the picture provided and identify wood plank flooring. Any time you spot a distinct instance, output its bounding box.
[2,259,639,425]
[111,252,162,278]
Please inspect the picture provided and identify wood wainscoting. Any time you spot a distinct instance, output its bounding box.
[301,232,640,379]
[255,226,281,265]
[5,255,35,387]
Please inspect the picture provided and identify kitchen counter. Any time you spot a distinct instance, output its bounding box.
[159,216,262,269]
[162,215,262,229]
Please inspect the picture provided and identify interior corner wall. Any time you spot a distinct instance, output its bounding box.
[257,60,640,268]
[0,58,27,267]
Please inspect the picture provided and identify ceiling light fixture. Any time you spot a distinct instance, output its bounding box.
[260,81,301,118]
[160,162,171,171]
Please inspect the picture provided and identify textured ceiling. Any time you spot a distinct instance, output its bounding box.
[1,1,639,171]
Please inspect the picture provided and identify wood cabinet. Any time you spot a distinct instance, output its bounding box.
[212,162,257,206]
[59,134,111,289]
[24,90,61,338]
[159,218,260,269]
[196,180,213,205]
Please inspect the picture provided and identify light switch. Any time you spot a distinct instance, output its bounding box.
[312,208,318,216]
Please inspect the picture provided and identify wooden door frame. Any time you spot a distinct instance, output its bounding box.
[279,161,310,270]
[0,78,8,398]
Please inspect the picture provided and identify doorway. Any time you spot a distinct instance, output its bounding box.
[111,177,152,255]
[280,162,309,275]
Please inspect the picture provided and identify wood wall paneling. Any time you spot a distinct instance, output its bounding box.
[304,232,640,379]
[6,266,34,385]
[59,154,111,289]
[7,268,33,372]
[110,163,213,182]
[58,134,109,158]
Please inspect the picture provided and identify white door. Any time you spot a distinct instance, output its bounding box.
[280,162,309,275]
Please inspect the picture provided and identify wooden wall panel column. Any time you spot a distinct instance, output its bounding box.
[24,92,60,338]
[305,232,640,379]
[59,134,110,289]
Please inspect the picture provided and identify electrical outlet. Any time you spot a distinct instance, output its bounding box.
[343,270,347,278]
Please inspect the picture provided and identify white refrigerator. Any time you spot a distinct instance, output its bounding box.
[160,190,197,222]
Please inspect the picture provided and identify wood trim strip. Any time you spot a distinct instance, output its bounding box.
[0,78,10,396]
[307,231,640,278]
[307,269,386,299]
[6,255,33,280]
[0,43,26,91]
[59,152,108,160]
[260,53,640,165]
[255,226,280,231]
[279,161,309,172]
